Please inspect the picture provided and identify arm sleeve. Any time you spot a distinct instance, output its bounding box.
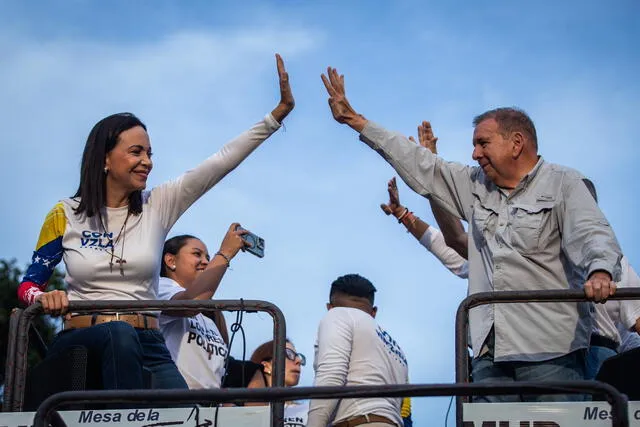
[18,203,66,305]
[559,176,623,281]
[151,114,281,231]
[419,227,469,279]
[359,121,475,221]
[307,309,354,427]
[157,277,185,301]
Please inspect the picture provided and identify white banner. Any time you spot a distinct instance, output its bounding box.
[463,401,640,426]
[0,406,270,427]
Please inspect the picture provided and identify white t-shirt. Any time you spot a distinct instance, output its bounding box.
[21,114,281,304]
[158,277,228,389]
[284,402,309,427]
[307,307,408,427]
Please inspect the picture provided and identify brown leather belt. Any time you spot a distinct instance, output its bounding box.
[333,414,397,427]
[64,313,159,330]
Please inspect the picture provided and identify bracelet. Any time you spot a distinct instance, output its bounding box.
[396,208,409,223]
[215,251,231,268]
[403,212,418,231]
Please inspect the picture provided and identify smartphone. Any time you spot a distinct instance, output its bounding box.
[235,225,265,258]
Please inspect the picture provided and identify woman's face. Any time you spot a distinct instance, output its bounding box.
[263,342,303,387]
[104,125,153,195]
[283,342,303,387]
[170,238,210,286]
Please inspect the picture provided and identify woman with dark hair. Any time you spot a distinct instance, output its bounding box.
[158,227,265,390]
[17,54,295,390]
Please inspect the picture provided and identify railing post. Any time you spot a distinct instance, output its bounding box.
[453,287,640,427]
[7,299,287,426]
[2,308,22,412]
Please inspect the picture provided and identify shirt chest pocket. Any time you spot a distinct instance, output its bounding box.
[508,202,554,255]
[472,205,497,246]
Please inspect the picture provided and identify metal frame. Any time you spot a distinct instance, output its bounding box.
[2,308,22,412]
[32,381,628,427]
[454,288,640,426]
[5,300,286,426]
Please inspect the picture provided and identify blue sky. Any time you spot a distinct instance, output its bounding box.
[1,1,638,424]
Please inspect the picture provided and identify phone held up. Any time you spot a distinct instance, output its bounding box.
[235,225,265,258]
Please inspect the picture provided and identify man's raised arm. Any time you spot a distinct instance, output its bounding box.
[321,67,474,221]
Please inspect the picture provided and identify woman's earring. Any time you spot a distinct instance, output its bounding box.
[104,167,108,174]
[170,265,176,271]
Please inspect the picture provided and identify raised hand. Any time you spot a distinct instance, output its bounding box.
[380,177,405,217]
[271,54,295,123]
[409,121,439,154]
[321,67,367,132]
[218,223,249,260]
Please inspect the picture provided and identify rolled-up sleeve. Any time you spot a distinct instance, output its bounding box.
[360,121,475,221]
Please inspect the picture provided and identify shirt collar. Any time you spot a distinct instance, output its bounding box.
[517,156,545,188]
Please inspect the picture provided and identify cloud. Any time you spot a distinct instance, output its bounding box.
[0,26,323,260]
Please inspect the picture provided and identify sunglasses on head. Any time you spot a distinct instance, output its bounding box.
[285,348,306,366]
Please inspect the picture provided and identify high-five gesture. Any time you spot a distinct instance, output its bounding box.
[270,54,295,123]
[409,121,439,154]
[321,67,367,132]
[380,177,405,218]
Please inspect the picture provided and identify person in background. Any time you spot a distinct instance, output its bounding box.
[250,339,308,427]
[158,226,265,390]
[308,274,409,427]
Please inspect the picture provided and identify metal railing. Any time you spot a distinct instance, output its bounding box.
[32,381,629,427]
[454,288,640,426]
[2,308,22,413]
[4,300,287,425]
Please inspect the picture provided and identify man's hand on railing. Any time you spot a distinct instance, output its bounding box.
[584,271,616,303]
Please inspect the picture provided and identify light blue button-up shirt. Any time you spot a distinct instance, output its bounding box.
[360,121,622,362]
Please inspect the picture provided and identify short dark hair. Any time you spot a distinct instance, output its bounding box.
[473,107,538,150]
[73,113,147,220]
[160,234,198,277]
[330,274,377,305]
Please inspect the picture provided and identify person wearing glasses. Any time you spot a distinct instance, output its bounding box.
[250,339,308,426]
[250,339,306,388]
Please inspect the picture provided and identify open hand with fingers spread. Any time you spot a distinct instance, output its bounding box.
[380,177,406,219]
[321,67,367,132]
[270,54,295,123]
[409,121,439,154]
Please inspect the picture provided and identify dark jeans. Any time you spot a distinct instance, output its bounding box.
[48,321,187,390]
[471,331,587,402]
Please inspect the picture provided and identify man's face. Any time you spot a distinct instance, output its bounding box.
[472,118,514,187]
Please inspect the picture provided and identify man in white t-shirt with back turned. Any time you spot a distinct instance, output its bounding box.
[307,274,409,427]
